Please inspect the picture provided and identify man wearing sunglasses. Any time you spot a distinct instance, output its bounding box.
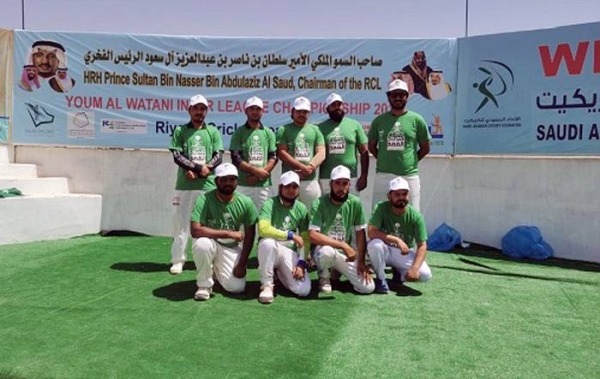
[367,79,431,213]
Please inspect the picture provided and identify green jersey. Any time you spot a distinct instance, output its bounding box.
[369,201,427,248]
[276,123,325,181]
[259,196,309,250]
[367,111,431,176]
[318,117,368,179]
[229,123,276,187]
[191,190,258,247]
[309,194,366,245]
[169,123,223,190]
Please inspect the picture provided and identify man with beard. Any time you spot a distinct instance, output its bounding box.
[168,94,224,275]
[368,79,431,213]
[190,163,257,301]
[256,171,311,304]
[402,51,434,99]
[229,96,278,207]
[308,165,374,294]
[317,93,369,195]
[30,40,63,79]
[367,176,432,293]
[276,96,325,208]
[18,64,40,92]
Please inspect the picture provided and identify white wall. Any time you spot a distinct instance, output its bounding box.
[13,145,600,263]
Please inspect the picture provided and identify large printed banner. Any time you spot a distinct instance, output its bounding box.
[456,22,600,154]
[12,31,457,153]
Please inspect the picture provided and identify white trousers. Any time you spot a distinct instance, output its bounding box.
[372,173,421,212]
[257,238,311,297]
[236,185,271,208]
[299,179,321,210]
[366,239,432,282]
[170,189,204,264]
[192,237,246,293]
[312,245,375,294]
[318,178,360,196]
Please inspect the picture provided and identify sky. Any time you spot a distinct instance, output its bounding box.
[0,0,599,38]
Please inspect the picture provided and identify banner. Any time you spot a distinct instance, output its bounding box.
[0,29,13,144]
[455,22,600,154]
[12,31,457,153]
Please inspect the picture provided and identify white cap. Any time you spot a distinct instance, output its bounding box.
[280,171,300,186]
[189,94,208,107]
[244,96,263,110]
[293,96,311,112]
[330,165,351,181]
[389,177,410,191]
[215,163,238,178]
[325,93,343,108]
[387,79,409,93]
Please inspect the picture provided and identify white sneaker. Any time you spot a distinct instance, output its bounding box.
[169,262,184,275]
[194,287,211,301]
[259,285,274,304]
[319,278,332,293]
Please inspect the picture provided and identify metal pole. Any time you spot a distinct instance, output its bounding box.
[465,0,469,37]
[21,0,25,29]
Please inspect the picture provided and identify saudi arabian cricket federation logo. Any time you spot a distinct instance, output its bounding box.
[25,102,55,127]
[473,60,515,113]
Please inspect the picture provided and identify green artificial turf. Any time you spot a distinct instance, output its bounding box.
[0,236,599,379]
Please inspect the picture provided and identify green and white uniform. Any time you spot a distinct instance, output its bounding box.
[309,194,374,294]
[168,122,223,265]
[367,201,432,282]
[276,123,325,208]
[318,117,368,194]
[191,190,258,293]
[257,196,311,295]
[229,123,276,205]
[368,111,431,211]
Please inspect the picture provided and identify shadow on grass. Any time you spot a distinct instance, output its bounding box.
[152,279,264,301]
[111,258,257,273]
[439,243,600,273]
[0,370,51,379]
[436,265,600,285]
[110,261,196,273]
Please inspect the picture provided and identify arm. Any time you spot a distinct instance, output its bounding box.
[406,240,428,281]
[417,140,430,161]
[356,144,369,191]
[233,224,256,278]
[206,150,223,171]
[367,224,410,254]
[309,229,356,261]
[190,221,243,241]
[171,150,203,174]
[355,228,372,282]
[368,139,378,159]
[309,144,326,168]
[277,144,306,171]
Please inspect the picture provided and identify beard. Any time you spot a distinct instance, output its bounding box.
[330,190,348,203]
[392,200,408,209]
[217,185,235,195]
[328,109,345,122]
[279,193,297,205]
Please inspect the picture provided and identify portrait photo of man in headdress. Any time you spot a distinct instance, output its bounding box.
[18,50,41,92]
[426,70,452,101]
[402,51,433,99]
[22,40,76,93]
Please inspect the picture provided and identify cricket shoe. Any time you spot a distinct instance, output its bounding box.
[169,262,184,275]
[258,285,274,304]
[194,287,212,301]
[319,278,332,293]
[374,278,390,294]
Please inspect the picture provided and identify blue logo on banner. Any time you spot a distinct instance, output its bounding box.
[25,103,55,127]
[472,60,514,113]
